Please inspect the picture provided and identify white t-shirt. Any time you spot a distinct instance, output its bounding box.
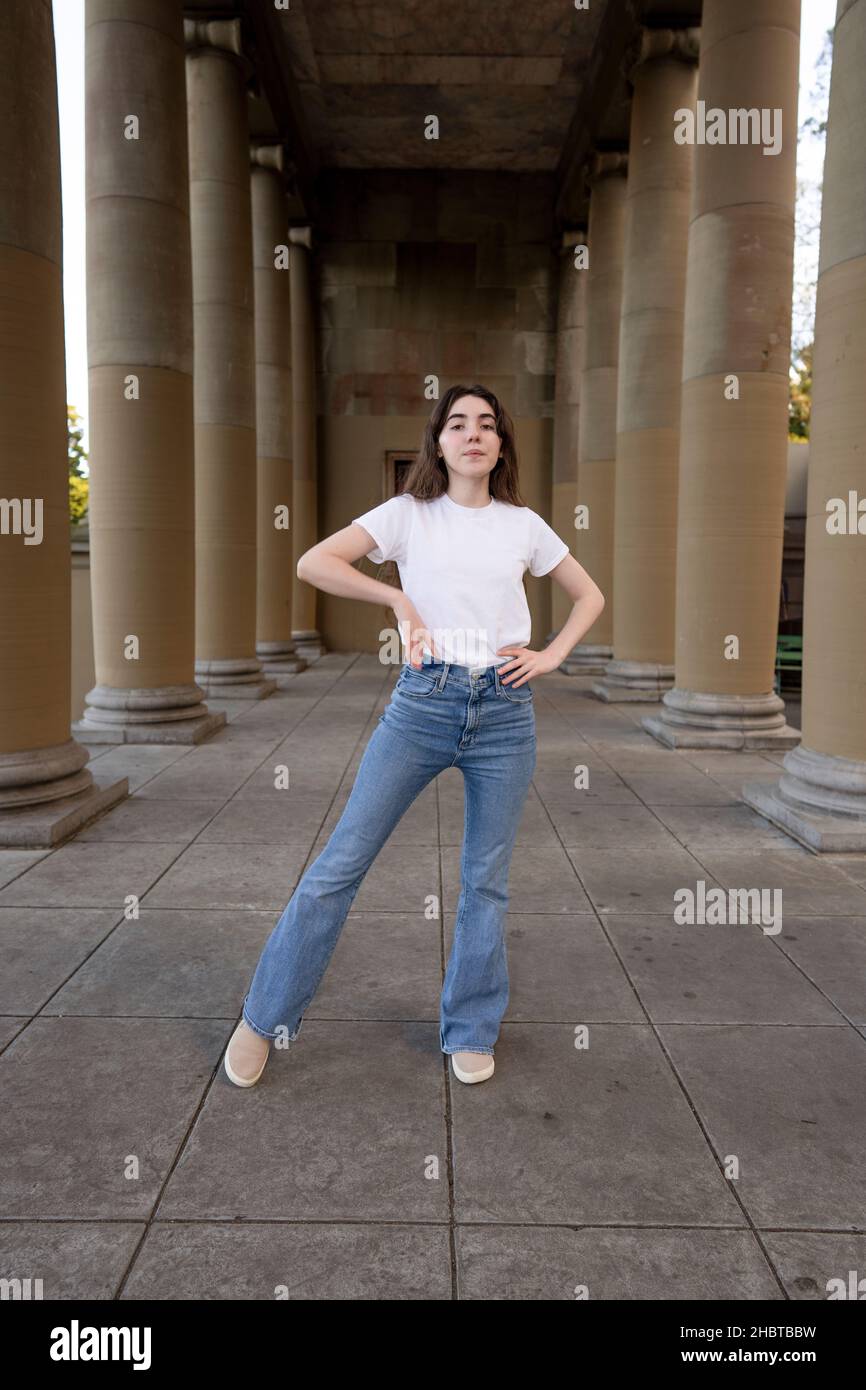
[352,491,570,668]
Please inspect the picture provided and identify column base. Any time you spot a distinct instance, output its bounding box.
[743,744,866,852]
[76,683,227,742]
[194,660,277,700]
[256,640,308,674]
[291,629,327,661]
[559,643,612,676]
[0,738,93,809]
[592,659,675,702]
[258,659,307,674]
[74,712,226,744]
[641,687,802,750]
[0,775,129,848]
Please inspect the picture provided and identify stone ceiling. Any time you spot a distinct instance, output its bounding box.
[185,0,702,224]
[260,0,608,171]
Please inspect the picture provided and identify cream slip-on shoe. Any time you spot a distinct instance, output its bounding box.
[224,1020,271,1087]
[450,1051,495,1084]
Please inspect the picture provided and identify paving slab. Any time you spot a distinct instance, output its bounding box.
[1,662,862,1296]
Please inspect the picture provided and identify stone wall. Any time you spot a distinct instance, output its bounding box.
[313,168,561,657]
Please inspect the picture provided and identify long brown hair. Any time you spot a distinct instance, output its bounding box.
[401,384,528,506]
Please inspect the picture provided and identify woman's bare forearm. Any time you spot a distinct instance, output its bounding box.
[296,552,406,611]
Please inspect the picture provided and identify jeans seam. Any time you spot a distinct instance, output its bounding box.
[397,681,437,698]
[241,1001,277,1042]
[289,867,368,1033]
[442,776,478,1050]
[499,687,532,704]
[245,866,369,1042]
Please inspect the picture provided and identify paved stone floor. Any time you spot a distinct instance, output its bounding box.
[1,654,865,1300]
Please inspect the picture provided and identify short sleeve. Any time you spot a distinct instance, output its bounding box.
[352,496,411,564]
[527,511,570,577]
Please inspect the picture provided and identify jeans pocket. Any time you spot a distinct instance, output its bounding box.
[498,678,533,703]
[396,664,439,697]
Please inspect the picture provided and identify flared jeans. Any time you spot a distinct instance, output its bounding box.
[242,659,537,1055]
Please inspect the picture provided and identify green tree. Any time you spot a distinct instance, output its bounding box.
[789,27,833,440]
[799,27,833,140]
[788,344,812,440]
[68,404,89,524]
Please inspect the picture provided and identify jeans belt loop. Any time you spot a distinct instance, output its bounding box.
[439,662,450,691]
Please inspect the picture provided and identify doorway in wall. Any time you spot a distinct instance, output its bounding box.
[385,450,417,499]
[376,451,418,598]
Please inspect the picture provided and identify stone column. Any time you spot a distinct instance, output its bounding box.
[566,153,628,675]
[744,0,866,849]
[77,0,225,743]
[250,145,306,676]
[643,0,801,748]
[185,17,275,699]
[549,229,587,649]
[0,0,126,845]
[593,27,700,702]
[289,225,326,659]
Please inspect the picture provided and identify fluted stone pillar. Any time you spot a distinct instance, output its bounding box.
[250,145,306,676]
[185,17,275,699]
[643,0,801,748]
[566,153,627,675]
[76,0,225,744]
[744,0,866,849]
[548,229,587,651]
[594,27,700,702]
[0,0,126,845]
[289,225,326,660]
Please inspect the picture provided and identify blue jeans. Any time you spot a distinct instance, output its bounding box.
[242,659,537,1055]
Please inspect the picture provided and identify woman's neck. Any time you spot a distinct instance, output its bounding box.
[445,482,492,510]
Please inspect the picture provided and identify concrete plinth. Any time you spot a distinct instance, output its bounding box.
[743,745,866,852]
[642,688,801,750]
[74,714,226,744]
[593,660,675,702]
[194,660,277,700]
[291,631,327,661]
[258,657,308,674]
[560,644,611,675]
[74,682,227,743]
[256,641,307,674]
[0,776,129,848]
[743,784,866,853]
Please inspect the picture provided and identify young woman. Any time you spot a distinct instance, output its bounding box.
[225,384,605,1088]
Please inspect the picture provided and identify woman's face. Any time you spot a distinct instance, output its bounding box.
[436,394,502,484]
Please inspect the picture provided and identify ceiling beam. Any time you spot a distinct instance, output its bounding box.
[555,0,643,229]
[239,0,320,222]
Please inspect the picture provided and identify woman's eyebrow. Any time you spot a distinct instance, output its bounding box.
[445,412,497,424]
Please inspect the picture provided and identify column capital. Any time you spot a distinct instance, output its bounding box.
[560,228,587,252]
[586,150,628,185]
[626,26,701,82]
[184,15,253,77]
[250,142,287,176]
[288,224,313,250]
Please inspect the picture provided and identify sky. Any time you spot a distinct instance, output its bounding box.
[52,0,837,457]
